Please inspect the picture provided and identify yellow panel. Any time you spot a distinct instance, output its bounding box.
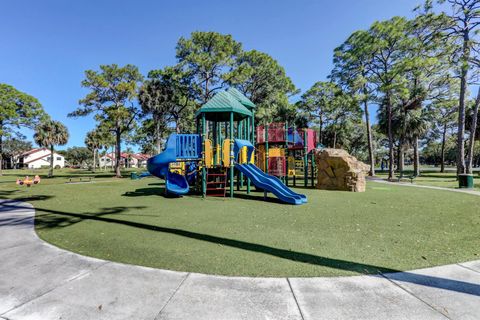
[288,156,296,176]
[222,139,231,167]
[170,162,185,174]
[215,144,221,166]
[205,139,213,168]
[269,148,285,157]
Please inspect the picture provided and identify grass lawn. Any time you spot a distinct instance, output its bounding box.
[1,168,479,277]
[375,167,480,191]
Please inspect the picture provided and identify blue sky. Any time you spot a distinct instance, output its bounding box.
[1,0,421,149]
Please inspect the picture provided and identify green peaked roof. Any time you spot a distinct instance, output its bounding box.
[195,91,253,121]
[226,87,256,110]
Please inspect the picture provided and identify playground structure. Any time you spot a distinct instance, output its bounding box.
[16,175,41,187]
[146,88,308,205]
[256,123,317,187]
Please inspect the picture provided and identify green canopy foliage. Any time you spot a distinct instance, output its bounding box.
[69,64,143,177]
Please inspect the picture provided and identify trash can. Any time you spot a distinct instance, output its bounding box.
[458,174,474,189]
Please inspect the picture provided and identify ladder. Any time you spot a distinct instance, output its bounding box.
[206,170,227,197]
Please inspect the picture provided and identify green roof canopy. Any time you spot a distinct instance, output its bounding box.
[226,87,256,110]
[195,91,253,121]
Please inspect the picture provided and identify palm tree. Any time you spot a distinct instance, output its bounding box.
[404,109,430,177]
[34,120,69,177]
[85,129,102,172]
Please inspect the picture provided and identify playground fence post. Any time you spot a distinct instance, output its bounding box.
[229,112,234,198]
[304,129,308,187]
[265,123,269,174]
[246,117,251,194]
[201,114,206,198]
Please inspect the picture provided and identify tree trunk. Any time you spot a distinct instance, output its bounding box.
[115,129,122,178]
[363,94,375,176]
[333,129,337,149]
[457,31,470,175]
[155,119,161,154]
[387,93,395,180]
[440,122,447,173]
[466,87,480,174]
[111,145,114,170]
[92,148,96,172]
[398,144,404,175]
[49,145,54,177]
[104,147,108,171]
[0,130,3,177]
[413,136,420,176]
[319,114,323,145]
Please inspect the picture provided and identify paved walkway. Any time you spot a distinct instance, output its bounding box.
[1,199,479,320]
[367,176,480,196]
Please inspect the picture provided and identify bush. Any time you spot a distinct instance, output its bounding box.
[54,165,61,169]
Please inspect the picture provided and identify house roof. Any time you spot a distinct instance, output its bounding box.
[195,91,253,121]
[24,150,64,164]
[226,87,256,110]
[18,148,47,157]
[130,153,150,160]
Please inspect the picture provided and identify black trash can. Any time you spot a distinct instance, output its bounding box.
[458,174,474,189]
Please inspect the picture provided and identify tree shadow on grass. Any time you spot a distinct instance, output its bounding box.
[2,201,480,297]
[233,192,287,205]
[122,187,182,198]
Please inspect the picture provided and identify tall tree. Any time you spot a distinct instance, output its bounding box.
[2,138,32,169]
[332,30,377,176]
[0,83,47,175]
[176,31,242,103]
[62,147,92,167]
[405,109,431,176]
[297,81,340,145]
[298,81,360,148]
[85,129,103,172]
[426,0,480,174]
[362,17,416,180]
[140,67,197,143]
[33,120,69,177]
[467,87,480,172]
[69,64,143,178]
[226,50,297,123]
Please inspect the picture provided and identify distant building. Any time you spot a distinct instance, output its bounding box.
[16,148,65,169]
[99,152,150,168]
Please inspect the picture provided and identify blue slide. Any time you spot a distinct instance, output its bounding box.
[236,163,307,205]
[147,134,189,195]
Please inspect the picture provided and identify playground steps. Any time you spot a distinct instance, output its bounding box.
[206,171,227,197]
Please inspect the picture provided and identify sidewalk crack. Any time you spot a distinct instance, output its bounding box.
[154,272,190,320]
[286,278,305,320]
[379,274,452,320]
[456,263,480,274]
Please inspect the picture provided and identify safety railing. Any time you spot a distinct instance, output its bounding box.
[176,134,202,159]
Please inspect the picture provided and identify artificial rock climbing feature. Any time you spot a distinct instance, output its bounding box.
[315,148,370,192]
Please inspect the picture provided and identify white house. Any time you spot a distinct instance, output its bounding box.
[16,148,65,169]
[99,152,150,168]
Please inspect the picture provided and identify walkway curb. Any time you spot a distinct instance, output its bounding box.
[1,199,479,319]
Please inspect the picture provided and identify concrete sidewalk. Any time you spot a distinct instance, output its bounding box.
[0,199,479,320]
[367,176,480,196]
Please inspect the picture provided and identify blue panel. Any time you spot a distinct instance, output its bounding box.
[146,133,190,196]
[175,134,201,159]
[236,163,307,205]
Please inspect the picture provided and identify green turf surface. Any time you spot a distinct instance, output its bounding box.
[1,169,479,277]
